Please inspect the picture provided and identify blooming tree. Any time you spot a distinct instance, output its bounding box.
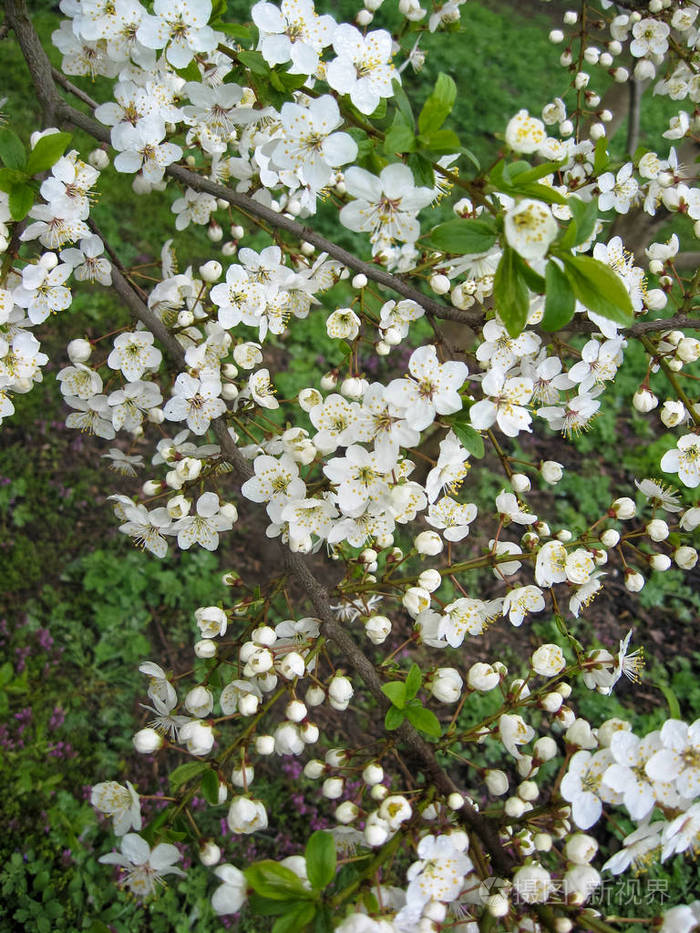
[2,0,700,929]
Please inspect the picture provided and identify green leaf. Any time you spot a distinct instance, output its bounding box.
[169,761,209,790]
[272,902,316,933]
[451,421,485,458]
[201,768,220,806]
[238,50,271,75]
[459,146,480,171]
[9,184,34,221]
[384,112,416,155]
[25,132,72,175]
[175,60,202,82]
[381,680,406,709]
[418,72,457,136]
[594,137,609,174]
[656,682,681,720]
[407,152,434,188]
[384,705,405,730]
[513,251,545,294]
[245,861,314,900]
[542,260,575,331]
[428,218,498,255]
[567,196,598,246]
[347,128,372,161]
[559,254,634,325]
[0,662,13,687]
[313,905,335,933]
[419,128,461,153]
[212,21,253,42]
[391,79,414,129]
[248,894,301,918]
[305,831,336,891]
[0,128,26,170]
[508,160,563,185]
[494,246,530,338]
[0,167,28,192]
[405,705,442,738]
[514,182,568,205]
[404,664,422,701]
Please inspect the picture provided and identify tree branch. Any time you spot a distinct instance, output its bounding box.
[106,241,513,876]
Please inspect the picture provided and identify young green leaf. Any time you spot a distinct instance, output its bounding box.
[594,137,609,174]
[200,768,221,806]
[428,218,498,255]
[507,160,563,185]
[391,79,415,129]
[272,901,317,933]
[451,421,485,458]
[567,197,598,246]
[0,167,29,193]
[381,680,406,708]
[405,705,442,738]
[305,831,336,891]
[419,128,461,153]
[0,128,27,170]
[559,254,634,325]
[169,760,209,790]
[384,112,416,155]
[494,246,530,338]
[25,131,72,176]
[418,72,457,136]
[542,260,576,331]
[245,861,314,900]
[407,152,434,188]
[9,184,34,222]
[384,705,405,730]
[404,663,422,701]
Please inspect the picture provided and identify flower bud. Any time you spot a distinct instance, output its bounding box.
[533,736,558,761]
[133,728,163,754]
[414,531,443,555]
[646,519,669,541]
[418,568,442,592]
[67,338,92,363]
[429,273,451,295]
[468,662,500,691]
[511,473,531,493]
[305,685,326,707]
[199,840,221,866]
[328,675,353,710]
[633,388,658,412]
[611,497,636,519]
[365,614,392,645]
[335,801,359,823]
[199,260,222,283]
[88,148,110,169]
[402,586,430,617]
[322,777,344,799]
[674,546,698,570]
[600,529,620,548]
[504,796,526,818]
[285,700,307,722]
[431,667,463,703]
[485,769,509,795]
[185,686,214,717]
[195,638,217,659]
[255,734,275,755]
[625,570,645,592]
[362,763,384,785]
[541,461,563,484]
[565,834,598,865]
